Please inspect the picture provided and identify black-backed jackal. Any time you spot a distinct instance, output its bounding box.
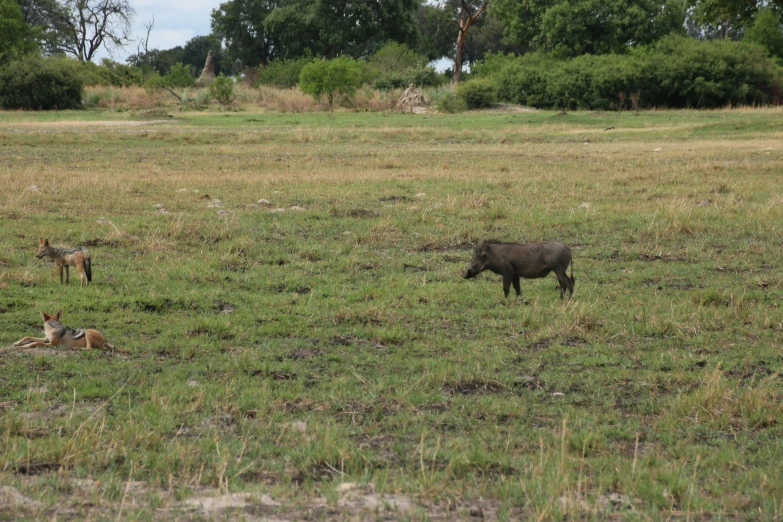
[13,310,115,351]
[36,238,92,286]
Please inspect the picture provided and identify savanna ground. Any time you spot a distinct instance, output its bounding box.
[0,104,782,521]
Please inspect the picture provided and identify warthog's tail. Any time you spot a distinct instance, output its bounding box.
[570,255,575,284]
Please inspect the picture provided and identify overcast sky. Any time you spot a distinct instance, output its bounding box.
[106,0,218,61]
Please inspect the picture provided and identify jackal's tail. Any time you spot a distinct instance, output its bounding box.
[85,255,92,282]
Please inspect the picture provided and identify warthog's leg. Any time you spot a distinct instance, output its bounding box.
[502,275,512,298]
[512,277,521,297]
[554,269,572,299]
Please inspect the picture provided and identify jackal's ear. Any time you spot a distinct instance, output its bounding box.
[39,238,45,245]
[54,310,62,320]
[41,311,51,321]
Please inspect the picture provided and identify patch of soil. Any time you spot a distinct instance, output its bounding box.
[291,349,317,360]
[444,378,505,395]
[379,195,409,203]
[563,337,590,347]
[15,461,64,475]
[329,335,385,349]
[639,253,686,262]
[514,374,545,390]
[82,238,119,247]
[215,302,236,314]
[417,241,474,252]
[526,338,552,351]
[331,208,379,218]
[0,485,42,510]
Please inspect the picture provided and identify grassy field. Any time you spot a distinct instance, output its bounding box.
[0,106,782,520]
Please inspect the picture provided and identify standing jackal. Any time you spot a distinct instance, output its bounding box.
[36,238,92,286]
[14,310,115,351]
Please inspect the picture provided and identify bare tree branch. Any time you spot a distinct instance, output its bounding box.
[57,0,134,61]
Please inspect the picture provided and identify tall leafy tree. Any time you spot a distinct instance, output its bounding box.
[15,0,72,54]
[211,0,279,68]
[211,0,419,67]
[416,1,521,67]
[453,0,489,82]
[0,0,39,65]
[685,0,783,40]
[744,8,783,59]
[494,0,686,57]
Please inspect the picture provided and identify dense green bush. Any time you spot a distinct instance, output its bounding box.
[79,59,144,86]
[166,63,194,88]
[367,42,443,91]
[372,67,444,90]
[299,57,364,105]
[209,74,235,105]
[431,88,466,113]
[0,56,84,110]
[485,36,783,109]
[256,56,318,88]
[457,78,497,109]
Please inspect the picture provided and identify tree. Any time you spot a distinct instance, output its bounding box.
[211,0,420,68]
[0,0,39,65]
[494,0,685,57]
[454,0,489,83]
[415,1,522,64]
[744,8,783,60]
[211,0,280,68]
[299,56,364,104]
[15,0,72,54]
[55,0,135,61]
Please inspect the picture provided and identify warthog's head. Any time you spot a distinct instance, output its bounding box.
[36,238,50,259]
[463,242,490,279]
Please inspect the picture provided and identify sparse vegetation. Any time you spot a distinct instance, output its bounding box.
[0,107,782,519]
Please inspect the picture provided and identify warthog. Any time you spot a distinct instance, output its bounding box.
[463,240,575,299]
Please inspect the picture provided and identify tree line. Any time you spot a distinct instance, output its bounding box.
[2,0,783,110]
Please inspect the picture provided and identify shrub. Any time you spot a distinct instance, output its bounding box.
[0,56,83,110]
[431,87,466,113]
[166,63,194,88]
[372,67,444,91]
[80,59,144,87]
[209,74,235,105]
[299,57,364,105]
[256,56,318,88]
[488,37,783,110]
[368,42,426,75]
[457,78,497,109]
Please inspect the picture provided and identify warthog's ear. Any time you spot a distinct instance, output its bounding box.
[54,310,62,321]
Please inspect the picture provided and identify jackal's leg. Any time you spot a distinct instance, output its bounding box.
[14,336,49,346]
[58,265,64,284]
[14,341,55,349]
[65,265,70,284]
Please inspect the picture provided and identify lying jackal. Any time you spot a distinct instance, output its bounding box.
[14,310,115,351]
[36,238,92,286]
